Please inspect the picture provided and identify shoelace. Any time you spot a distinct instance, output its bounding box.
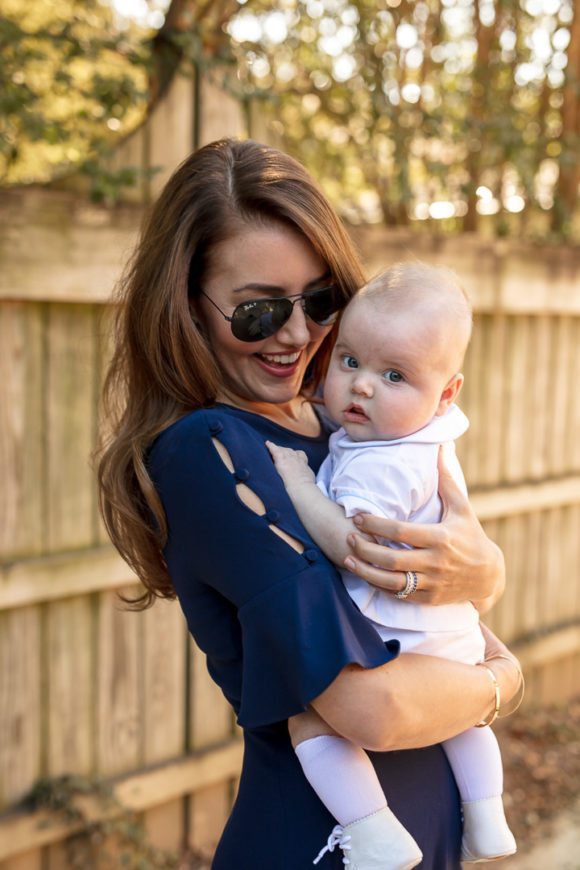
[313,825,352,865]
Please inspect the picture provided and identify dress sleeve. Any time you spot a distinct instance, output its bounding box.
[148,410,399,729]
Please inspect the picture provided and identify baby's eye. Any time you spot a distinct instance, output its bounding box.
[383,370,404,383]
[342,355,358,369]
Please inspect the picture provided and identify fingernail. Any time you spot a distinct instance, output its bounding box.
[344,557,356,571]
[347,535,355,548]
[353,515,363,526]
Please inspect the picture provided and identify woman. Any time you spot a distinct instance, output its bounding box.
[98,138,521,869]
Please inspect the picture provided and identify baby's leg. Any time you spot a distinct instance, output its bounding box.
[289,710,387,826]
[289,711,423,870]
[443,727,516,861]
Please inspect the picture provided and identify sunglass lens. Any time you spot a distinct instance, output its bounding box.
[304,286,344,325]
[231,298,293,342]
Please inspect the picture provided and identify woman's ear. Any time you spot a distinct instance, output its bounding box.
[434,373,464,416]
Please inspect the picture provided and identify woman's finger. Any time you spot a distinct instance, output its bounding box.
[346,533,431,574]
[343,555,409,593]
[353,513,443,550]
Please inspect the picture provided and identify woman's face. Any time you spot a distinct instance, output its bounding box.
[197,222,334,410]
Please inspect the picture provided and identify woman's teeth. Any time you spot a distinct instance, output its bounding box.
[260,351,301,365]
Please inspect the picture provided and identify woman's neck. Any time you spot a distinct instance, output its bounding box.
[216,390,321,437]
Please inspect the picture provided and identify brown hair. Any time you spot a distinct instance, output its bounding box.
[97,138,365,607]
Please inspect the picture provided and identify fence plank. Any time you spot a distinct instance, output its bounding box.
[0,607,41,809]
[527,315,551,481]
[500,315,529,484]
[46,304,97,552]
[96,589,142,776]
[0,847,43,870]
[190,641,233,751]
[0,302,45,560]
[188,782,231,862]
[143,798,184,854]
[45,597,94,777]
[547,316,572,477]
[142,600,187,765]
[480,314,507,486]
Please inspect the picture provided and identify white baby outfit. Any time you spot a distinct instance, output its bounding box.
[316,404,483,663]
[296,404,516,867]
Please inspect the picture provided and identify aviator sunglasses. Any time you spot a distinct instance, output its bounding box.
[199,284,346,343]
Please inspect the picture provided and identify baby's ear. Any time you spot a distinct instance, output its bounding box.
[434,373,464,416]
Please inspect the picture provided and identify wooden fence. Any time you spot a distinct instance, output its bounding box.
[2,69,580,867]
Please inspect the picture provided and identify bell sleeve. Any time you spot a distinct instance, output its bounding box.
[149,410,399,729]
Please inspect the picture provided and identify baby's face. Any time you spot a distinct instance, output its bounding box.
[324,298,457,442]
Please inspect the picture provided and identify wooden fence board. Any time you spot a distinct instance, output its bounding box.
[0,847,43,870]
[496,513,527,644]
[455,313,482,485]
[190,641,234,751]
[528,315,551,481]
[46,304,97,552]
[500,315,529,484]
[0,302,45,560]
[188,782,232,861]
[142,600,187,765]
[143,797,184,854]
[45,596,94,777]
[0,607,41,809]
[96,589,142,777]
[547,316,572,478]
[480,314,507,486]
[570,320,580,471]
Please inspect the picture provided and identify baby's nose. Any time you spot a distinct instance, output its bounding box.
[351,374,373,397]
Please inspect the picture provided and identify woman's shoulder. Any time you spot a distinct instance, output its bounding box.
[150,405,266,458]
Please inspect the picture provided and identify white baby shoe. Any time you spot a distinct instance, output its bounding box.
[461,796,517,863]
[313,806,423,870]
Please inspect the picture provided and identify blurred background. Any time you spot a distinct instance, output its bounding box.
[1,0,580,867]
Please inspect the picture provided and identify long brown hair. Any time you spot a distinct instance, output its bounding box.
[97,138,365,607]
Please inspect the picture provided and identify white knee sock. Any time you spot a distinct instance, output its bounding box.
[294,735,388,826]
[442,726,504,802]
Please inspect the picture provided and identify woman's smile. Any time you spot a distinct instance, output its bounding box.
[197,222,333,419]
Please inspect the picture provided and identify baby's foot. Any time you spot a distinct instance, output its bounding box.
[461,796,517,863]
[314,806,423,870]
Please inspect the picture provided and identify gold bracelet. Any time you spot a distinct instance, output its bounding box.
[485,654,525,718]
[475,663,500,727]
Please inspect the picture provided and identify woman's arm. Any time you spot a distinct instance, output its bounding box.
[344,448,505,612]
[311,628,520,752]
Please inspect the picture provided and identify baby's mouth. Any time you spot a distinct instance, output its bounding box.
[343,403,370,422]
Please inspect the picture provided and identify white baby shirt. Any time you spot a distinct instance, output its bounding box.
[316,404,480,634]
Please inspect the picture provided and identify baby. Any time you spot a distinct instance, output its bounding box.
[267,262,516,870]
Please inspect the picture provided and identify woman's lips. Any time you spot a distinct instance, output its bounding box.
[343,403,370,423]
[255,350,303,377]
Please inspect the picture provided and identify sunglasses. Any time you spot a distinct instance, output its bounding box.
[199,284,346,342]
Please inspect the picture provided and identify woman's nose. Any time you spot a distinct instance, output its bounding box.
[276,299,311,345]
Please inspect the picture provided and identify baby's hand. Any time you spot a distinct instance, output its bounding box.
[265,441,316,492]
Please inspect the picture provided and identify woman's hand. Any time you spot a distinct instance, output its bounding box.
[343,447,505,610]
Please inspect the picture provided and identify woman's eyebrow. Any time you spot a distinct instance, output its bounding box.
[232,272,332,295]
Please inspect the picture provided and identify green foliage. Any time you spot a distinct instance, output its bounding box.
[0,0,151,197]
[224,0,580,241]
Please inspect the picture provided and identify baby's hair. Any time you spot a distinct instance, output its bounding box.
[357,260,473,370]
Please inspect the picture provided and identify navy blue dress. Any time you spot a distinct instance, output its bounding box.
[148,404,462,869]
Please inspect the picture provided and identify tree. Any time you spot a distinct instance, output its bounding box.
[0,0,150,195]
[226,0,580,240]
